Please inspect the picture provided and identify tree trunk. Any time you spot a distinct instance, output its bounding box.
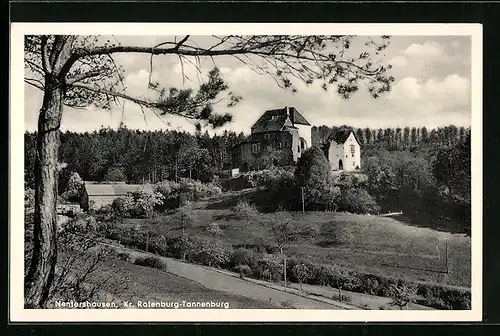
[24,79,65,308]
[24,35,75,308]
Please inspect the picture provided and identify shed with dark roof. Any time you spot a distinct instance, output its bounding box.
[80,182,153,211]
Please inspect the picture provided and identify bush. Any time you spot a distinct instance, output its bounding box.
[280,300,295,308]
[186,238,233,268]
[62,214,98,233]
[332,293,352,303]
[232,200,259,219]
[178,178,222,202]
[292,263,312,291]
[257,253,285,282]
[61,172,84,202]
[295,147,333,210]
[117,251,131,262]
[130,188,165,218]
[251,170,300,212]
[154,178,221,208]
[111,194,136,218]
[387,283,418,310]
[231,248,260,271]
[133,256,168,271]
[111,189,164,219]
[245,169,290,188]
[333,172,369,190]
[206,222,224,238]
[235,264,253,278]
[339,188,380,214]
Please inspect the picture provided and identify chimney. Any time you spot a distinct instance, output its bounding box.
[283,106,293,128]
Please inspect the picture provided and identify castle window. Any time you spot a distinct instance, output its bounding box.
[350,145,355,153]
[264,133,270,140]
[298,146,300,152]
[252,143,260,154]
[284,141,289,147]
[278,142,283,149]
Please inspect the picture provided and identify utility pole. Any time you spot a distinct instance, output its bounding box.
[283,258,287,290]
[445,238,449,274]
[175,158,179,183]
[301,187,305,214]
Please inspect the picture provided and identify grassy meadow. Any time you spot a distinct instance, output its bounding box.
[122,189,471,290]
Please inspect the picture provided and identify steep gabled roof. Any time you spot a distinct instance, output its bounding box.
[251,107,311,132]
[329,129,360,145]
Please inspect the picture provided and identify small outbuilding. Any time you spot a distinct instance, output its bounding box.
[80,181,153,211]
[322,129,361,173]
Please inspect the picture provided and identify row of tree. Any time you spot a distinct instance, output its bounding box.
[312,125,471,151]
[24,127,246,190]
[25,123,470,191]
[360,132,471,229]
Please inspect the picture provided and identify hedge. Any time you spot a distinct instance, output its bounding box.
[99,223,470,310]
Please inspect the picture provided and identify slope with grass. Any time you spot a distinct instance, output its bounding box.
[71,252,277,309]
[126,205,470,289]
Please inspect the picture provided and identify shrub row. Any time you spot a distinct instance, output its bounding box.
[98,221,470,310]
[154,178,222,205]
[133,256,168,271]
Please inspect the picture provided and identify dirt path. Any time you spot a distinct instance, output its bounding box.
[117,247,354,309]
[100,241,434,310]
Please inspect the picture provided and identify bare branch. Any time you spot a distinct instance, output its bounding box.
[175,35,190,50]
[66,70,103,85]
[25,59,45,77]
[24,78,45,91]
[71,83,153,107]
[146,36,188,87]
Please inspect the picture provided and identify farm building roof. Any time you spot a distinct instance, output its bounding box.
[83,182,153,196]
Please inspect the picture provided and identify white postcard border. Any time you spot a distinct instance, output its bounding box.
[10,22,483,322]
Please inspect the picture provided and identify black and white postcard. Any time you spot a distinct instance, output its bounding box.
[10,23,482,322]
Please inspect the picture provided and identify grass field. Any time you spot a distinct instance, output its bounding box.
[122,190,471,289]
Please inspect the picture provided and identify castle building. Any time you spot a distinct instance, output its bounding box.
[321,129,361,172]
[231,106,312,172]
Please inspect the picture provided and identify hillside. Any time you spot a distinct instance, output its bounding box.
[48,250,276,309]
[123,189,471,289]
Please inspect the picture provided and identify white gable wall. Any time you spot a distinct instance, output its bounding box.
[342,132,361,171]
[327,132,361,172]
[328,142,345,171]
[295,124,312,149]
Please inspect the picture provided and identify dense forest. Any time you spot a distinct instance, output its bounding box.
[24,128,246,192]
[24,124,471,230]
[312,124,471,150]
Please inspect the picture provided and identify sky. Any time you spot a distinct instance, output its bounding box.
[24,35,472,135]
